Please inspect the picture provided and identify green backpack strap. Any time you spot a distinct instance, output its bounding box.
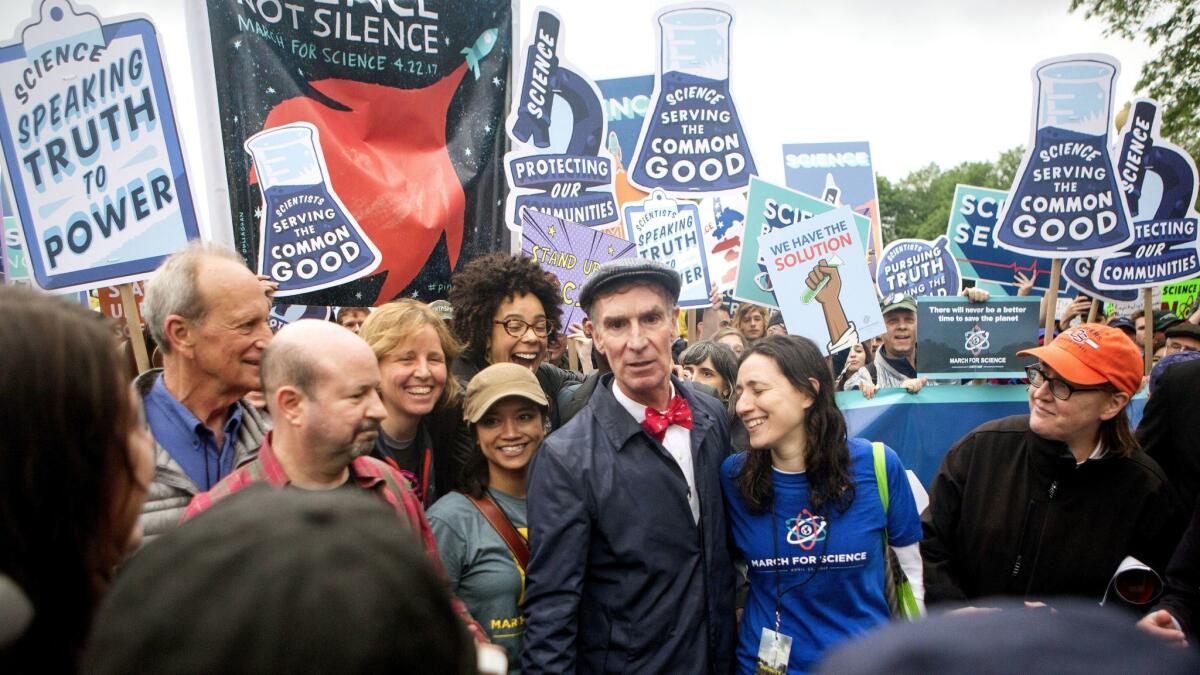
[872,441,889,513]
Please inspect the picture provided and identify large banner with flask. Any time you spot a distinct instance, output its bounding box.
[205,0,513,305]
[0,0,201,293]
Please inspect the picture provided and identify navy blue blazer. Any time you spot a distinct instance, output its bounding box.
[521,374,736,674]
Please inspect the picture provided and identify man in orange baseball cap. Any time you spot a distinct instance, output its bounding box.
[921,323,1175,608]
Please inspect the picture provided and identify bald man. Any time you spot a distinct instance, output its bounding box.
[183,320,490,643]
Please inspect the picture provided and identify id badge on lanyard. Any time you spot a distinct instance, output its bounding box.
[755,612,792,675]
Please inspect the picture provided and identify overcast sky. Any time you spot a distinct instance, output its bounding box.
[0,0,1154,239]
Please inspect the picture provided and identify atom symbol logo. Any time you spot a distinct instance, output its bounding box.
[964,324,990,356]
[786,508,828,551]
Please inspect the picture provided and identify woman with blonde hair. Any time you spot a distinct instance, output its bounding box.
[359,299,469,507]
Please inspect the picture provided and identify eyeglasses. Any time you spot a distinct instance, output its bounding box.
[494,318,550,339]
[1165,342,1198,354]
[1024,365,1107,401]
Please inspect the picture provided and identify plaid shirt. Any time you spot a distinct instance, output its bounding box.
[183,432,486,642]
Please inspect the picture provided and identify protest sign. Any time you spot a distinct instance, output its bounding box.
[97,281,145,336]
[875,236,961,297]
[916,297,1040,379]
[1093,99,1199,290]
[782,141,883,272]
[758,207,883,354]
[1162,279,1200,319]
[698,192,746,291]
[623,189,711,307]
[268,304,332,333]
[0,0,200,293]
[628,5,756,197]
[597,75,654,168]
[948,185,1058,291]
[995,54,1134,258]
[520,208,636,331]
[735,177,871,308]
[505,8,619,234]
[204,0,512,305]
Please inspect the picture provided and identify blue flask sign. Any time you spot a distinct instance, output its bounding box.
[629,6,757,196]
[1092,99,1199,290]
[995,55,1134,258]
[246,123,381,297]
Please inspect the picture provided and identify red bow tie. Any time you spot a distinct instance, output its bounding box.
[642,395,694,442]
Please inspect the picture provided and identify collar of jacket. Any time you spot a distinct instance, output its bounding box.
[593,372,714,451]
[1025,421,1117,475]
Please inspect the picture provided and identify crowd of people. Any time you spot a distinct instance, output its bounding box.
[2,241,1200,673]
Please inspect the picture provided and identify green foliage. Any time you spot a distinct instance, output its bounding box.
[1070,0,1199,161]
[878,146,1022,244]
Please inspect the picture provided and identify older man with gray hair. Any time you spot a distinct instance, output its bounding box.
[135,242,274,542]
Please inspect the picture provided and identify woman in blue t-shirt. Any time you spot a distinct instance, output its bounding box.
[721,336,924,673]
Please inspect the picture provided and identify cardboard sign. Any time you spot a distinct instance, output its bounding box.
[205,0,512,305]
[1093,99,1200,290]
[505,8,619,232]
[1162,280,1200,319]
[917,297,1041,379]
[875,236,961,297]
[698,191,746,292]
[628,5,756,196]
[520,208,636,331]
[758,207,882,354]
[782,141,883,272]
[947,185,1057,291]
[735,177,871,308]
[0,0,200,292]
[995,54,1134,258]
[623,189,711,307]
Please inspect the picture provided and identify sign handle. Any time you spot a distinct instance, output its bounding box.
[568,338,580,373]
[1043,259,1062,342]
[1086,299,1101,324]
[1142,287,1154,375]
[686,309,698,345]
[119,282,151,374]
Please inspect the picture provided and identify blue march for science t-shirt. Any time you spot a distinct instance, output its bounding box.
[720,438,921,674]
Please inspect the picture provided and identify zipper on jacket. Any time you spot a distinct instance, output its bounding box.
[1021,479,1060,596]
[1009,498,1037,578]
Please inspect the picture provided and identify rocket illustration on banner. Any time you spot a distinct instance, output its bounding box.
[462,29,499,80]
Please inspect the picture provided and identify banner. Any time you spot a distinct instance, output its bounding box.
[622,189,710,307]
[735,177,872,308]
[995,54,1134,258]
[875,236,961,297]
[205,0,512,306]
[0,0,200,292]
[759,206,882,354]
[782,141,882,272]
[505,8,618,233]
[520,208,635,331]
[628,5,756,197]
[837,386,1148,488]
[916,297,1040,379]
[1093,99,1200,290]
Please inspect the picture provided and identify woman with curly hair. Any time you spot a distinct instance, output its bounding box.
[449,253,582,429]
[720,336,923,673]
[359,299,470,506]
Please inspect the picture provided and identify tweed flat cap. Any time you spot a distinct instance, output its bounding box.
[578,258,681,313]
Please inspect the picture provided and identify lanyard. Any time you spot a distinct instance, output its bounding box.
[383,445,433,506]
[769,500,830,635]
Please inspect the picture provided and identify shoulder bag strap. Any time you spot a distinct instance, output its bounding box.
[464,491,531,572]
[872,441,890,514]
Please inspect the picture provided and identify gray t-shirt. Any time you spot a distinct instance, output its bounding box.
[428,488,527,672]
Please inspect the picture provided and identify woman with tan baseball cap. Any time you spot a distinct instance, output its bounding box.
[922,323,1176,608]
[426,362,549,672]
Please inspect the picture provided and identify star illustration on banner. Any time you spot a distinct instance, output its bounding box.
[607,245,615,255]
[443,35,450,45]
[464,147,472,157]
[548,225,556,237]
[484,123,492,133]
[254,206,263,221]
[355,292,363,300]
[492,76,503,88]
[232,115,238,124]
[233,39,241,50]
[266,86,276,94]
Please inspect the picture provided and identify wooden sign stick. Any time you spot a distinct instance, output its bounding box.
[686,308,698,344]
[1142,287,1154,375]
[1043,259,1063,341]
[119,282,150,374]
[1086,299,1101,324]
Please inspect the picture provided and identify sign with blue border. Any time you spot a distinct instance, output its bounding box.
[623,188,711,307]
[0,0,199,292]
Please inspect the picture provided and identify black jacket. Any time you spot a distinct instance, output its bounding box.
[1137,358,1200,521]
[1154,499,1200,639]
[922,415,1175,605]
[521,374,736,674]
